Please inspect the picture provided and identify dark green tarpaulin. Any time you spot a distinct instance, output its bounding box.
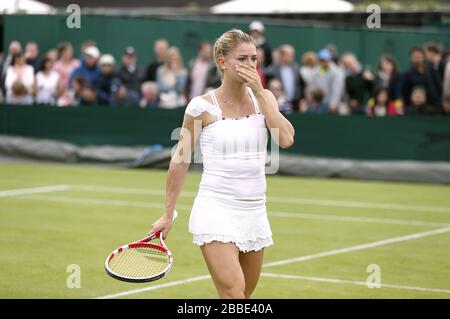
[1,104,449,162]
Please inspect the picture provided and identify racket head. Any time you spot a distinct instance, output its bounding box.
[105,232,173,283]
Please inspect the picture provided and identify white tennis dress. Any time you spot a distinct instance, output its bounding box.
[185,87,273,252]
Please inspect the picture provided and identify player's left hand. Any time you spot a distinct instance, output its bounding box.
[235,63,264,95]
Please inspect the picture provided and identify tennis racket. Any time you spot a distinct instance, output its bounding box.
[105,210,178,283]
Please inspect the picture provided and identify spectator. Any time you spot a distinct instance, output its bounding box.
[118,46,145,105]
[424,42,446,107]
[45,49,58,67]
[374,54,402,101]
[300,86,328,114]
[25,41,41,73]
[2,41,22,93]
[156,47,187,109]
[186,42,214,100]
[267,78,293,113]
[366,86,403,117]
[406,86,436,114]
[96,54,121,105]
[256,47,266,88]
[444,59,450,100]
[140,81,159,108]
[309,48,344,113]
[79,40,97,59]
[341,52,374,114]
[33,56,60,105]
[401,47,441,112]
[2,41,22,79]
[145,38,169,82]
[54,42,80,89]
[5,52,34,105]
[300,51,318,87]
[68,46,101,89]
[442,94,450,115]
[325,43,340,65]
[57,75,85,107]
[266,44,303,107]
[249,21,272,67]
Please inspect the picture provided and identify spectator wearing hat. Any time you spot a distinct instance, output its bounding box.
[117,46,145,106]
[308,48,344,113]
[96,54,122,105]
[341,52,374,114]
[156,46,187,109]
[249,20,272,67]
[145,38,169,82]
[68,46,101,89]
[265,44,304,107]
[54,42,80,90]
[5,52,35,105]
[186,42,215,101]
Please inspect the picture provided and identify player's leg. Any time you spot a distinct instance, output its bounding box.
[200,241,246,299]
[239,249,264,298]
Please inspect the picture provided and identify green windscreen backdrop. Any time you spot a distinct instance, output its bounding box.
[1,105,449,162]
[3,14,450,70]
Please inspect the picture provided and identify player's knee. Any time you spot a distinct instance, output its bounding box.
[221,286,245,299]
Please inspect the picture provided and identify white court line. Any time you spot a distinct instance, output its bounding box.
[96,226,450,299]
[263,226,450,268]
[12,194,448,228]
[267,196,450,214]
[270,211,450,228]
[0,185,71,197]
[67,184,450,214]
[260,273,450,295]
[97,275,211,300]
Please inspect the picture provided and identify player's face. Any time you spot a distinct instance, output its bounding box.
[222,42,257,82]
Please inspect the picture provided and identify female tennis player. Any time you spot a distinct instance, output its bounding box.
[149,29,295,299]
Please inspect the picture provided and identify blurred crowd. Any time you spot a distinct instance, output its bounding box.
[1,21,449,116]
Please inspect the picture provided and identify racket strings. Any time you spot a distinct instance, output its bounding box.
[109,247,170,279]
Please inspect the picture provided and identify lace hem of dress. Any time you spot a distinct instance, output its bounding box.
[192,234,273,253]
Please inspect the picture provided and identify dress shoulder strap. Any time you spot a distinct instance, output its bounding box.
[247,87,261,114]
[209,90,222,120]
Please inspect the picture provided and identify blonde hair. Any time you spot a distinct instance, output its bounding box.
[301,51,318,67]
[213,28,256,77]
[162,46,184,74]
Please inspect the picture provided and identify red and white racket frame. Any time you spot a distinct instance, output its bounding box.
[105,211,177,283]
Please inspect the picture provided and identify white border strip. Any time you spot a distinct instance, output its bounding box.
[96,226,450,299]
[261,273,450,294]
